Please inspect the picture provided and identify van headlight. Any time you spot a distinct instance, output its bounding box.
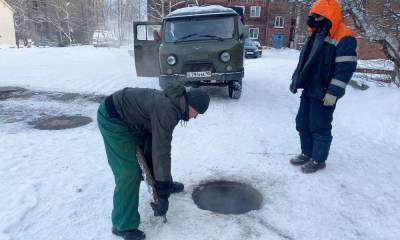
[220,52,231,63]
[167,55,177,66]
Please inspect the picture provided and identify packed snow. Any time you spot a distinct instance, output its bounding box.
[357,59,394,71]
[0,46,399,240]
[166,5,236,18]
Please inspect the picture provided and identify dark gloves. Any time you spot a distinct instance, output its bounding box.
[151,181,170,216]
[150,181,185,216]
[155,181,171,199]
[151,198,169,216]
[289,81,297,94]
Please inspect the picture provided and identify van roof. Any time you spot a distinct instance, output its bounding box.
[164,5,238,20]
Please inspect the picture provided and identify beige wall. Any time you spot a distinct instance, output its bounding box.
[0,0,16,46]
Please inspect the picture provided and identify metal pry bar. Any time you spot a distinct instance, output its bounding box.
[135,146,168,223]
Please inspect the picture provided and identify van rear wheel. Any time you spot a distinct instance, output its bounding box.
[228,81,242,99]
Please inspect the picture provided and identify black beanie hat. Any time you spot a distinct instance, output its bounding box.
[187,89,210,114]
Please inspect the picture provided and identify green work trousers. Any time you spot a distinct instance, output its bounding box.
[97,103,142,231]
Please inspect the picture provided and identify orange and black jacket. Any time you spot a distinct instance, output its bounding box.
[291,0,357,99]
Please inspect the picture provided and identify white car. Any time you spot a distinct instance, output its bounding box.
[92,30,120,47]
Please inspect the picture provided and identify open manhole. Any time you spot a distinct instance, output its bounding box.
[192,180,263,215]
[31,115,92,130]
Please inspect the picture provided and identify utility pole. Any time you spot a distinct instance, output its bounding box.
[265,0,271,46]
[139,0,141,21]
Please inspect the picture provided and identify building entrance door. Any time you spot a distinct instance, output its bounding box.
[272,33,284,49]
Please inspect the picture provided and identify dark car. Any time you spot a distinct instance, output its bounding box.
[34,39,59,47]
[253,40,262,56]
[92,30,120,47]
[244,39,262,58]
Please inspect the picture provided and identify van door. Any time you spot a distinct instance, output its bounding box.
[133,22,162,77]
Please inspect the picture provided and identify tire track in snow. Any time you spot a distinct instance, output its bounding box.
[238,214,295,240]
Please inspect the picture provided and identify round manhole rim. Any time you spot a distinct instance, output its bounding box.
[31,115,93,130]
[192,180,263,215]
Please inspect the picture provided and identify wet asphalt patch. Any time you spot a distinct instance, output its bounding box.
[29,115,93,130]
[0,86,105,103]
[0,87,34,100]
[0,87,104,130]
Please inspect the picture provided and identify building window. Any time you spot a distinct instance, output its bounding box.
[250,6,261,17]
[235,6,245,15]
[248,27,259,39]
[274,16,284,28]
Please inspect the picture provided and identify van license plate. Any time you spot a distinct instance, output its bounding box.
[187,71,212,78]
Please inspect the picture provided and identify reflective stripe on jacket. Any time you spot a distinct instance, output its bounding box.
[291,0,357,99]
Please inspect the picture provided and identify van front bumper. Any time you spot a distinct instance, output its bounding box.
[159,71,243,83]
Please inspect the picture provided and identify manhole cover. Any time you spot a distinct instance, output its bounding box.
[192,180,263,215]
[0,87,28,100]
[31,115,92,130]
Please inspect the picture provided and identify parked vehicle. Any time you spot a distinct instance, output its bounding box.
[133,5,246,99]
[92,30,119,47]
[34,39,58,48]
[244,39,262,58]
[253,40,263,56]
[18,39,35,48]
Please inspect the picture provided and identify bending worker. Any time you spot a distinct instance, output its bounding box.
[97,85,210,240]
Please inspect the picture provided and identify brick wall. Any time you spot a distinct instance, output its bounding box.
[343,15,387,60]
[356,38,387,60]
[198,0,292,47]
[265,0,291,47]
[147,0,393,55]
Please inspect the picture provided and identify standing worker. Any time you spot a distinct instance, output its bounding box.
[289,0,357,173]
[97,85,210,239]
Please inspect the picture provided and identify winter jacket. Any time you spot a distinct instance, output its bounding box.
[111,87,187,182]
[291,0,357,100]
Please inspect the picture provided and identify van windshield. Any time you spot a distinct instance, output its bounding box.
[164,16,235,43]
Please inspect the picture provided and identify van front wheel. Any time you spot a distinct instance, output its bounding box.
[228,81,242,99]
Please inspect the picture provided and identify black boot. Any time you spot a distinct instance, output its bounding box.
[112,227,145,240]
[169,181,184,194]
[290,153,311,166]
[301,160,326,174]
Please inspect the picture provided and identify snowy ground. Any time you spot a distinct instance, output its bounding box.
[1,46,399,240]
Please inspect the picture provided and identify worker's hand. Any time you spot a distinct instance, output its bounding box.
[155,181,171,199]
[322,93,337,106]
[151,181,170,216]
[151,198,169,216]
[289,82,297,94]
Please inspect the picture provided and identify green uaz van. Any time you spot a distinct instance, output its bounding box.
[133,5,245,99]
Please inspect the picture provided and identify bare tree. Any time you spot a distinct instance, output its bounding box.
[102,0,143,42]
[147,0,192,21]
[31,0,75,45]
[340,0,400,86]
[290,0,313,49]
[6,0,32,44]
[6,0,104,46]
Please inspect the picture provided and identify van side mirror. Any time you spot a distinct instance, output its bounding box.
[243,26,249,39]
[240,31,248,44]
[153,30,161,43]
[239,33,244,43]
